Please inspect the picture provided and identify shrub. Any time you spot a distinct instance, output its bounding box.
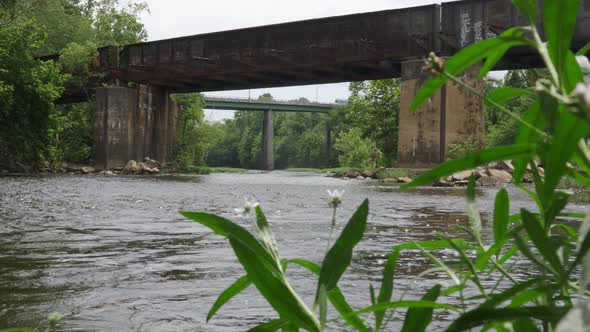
[333,128,375,169]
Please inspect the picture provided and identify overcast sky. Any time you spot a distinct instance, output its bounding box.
[139,0,461,121]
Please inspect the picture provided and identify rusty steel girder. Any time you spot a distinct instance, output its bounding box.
[116,5,441,92]
[50,0,590,101]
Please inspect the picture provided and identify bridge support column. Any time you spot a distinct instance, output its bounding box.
[93,85,178,170]
[397,60,485,168]
[261,110,274,171]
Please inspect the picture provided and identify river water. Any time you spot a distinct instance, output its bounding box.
[0,171,587,331]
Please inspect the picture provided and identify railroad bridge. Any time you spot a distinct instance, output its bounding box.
[54,0,590,170]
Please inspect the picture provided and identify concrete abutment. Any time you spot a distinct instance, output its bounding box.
[93,85,179,170]
[397,60,485,168]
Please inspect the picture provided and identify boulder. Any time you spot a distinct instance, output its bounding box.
[124,160,140,174]
[99,170,115,176]
[344,170,361,179]
[451,170,473,182]
[537,167,545,177]
[80,166,95,174]
[486,169,512,183]
[477,174,504,187]
[397,177,413,184]
[355,175,366,180]
[454,180,469,186]
[382,178,398,184]
[138,162,160,174]
[493,160,515,174]
[433,179,455,187]
[144,157,161,168]
[361,168,381,179]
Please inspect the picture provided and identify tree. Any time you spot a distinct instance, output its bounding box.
[333,128,375,169]
[0,19,66,168]
[347,79,400,165]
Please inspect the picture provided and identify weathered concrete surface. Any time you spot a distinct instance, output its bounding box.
[261,110,274,171]
[397,59,484,167]
[93,85,178,170]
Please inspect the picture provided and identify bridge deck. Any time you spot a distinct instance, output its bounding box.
[203,97,334,112]
[53,0,590,101]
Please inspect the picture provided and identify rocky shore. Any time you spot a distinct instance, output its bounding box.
[0,157,164,177]
[334,161,542,187]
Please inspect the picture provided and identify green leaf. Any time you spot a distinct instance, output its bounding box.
[288,258,370,332]
[402,145,536,188]
[179,211,277,270]
[485,87,535,108]
[445,306,567,332]
[513,102,544,183]
[207,275,252,321]
[541,110,590,204]
[577,42,590,56]
[512,0,537,24]
[229,236,320,332]
[375,249,399,331]
[415,243,460,285]
[400,284,441,332]
[248,319,288,332]
[493,188,510,250]
[479,277,543,309]
[409,27,529,112]
[521,209,564,277]
[562,50,584,92]
[466,177,482,244]
[393,239,470,251]
[339,300,459,320]
[254,206,281,264]
[317,199,368,295]
[577,55,590,84]
[543,0,580,85]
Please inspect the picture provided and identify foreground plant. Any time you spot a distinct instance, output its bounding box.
[181,0,590,330]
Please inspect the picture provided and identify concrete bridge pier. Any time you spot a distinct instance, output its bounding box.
[93,85,179,170]
[261,110,274,171]
[397,59,485,167]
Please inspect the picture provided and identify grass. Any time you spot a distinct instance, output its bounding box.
[286,167,352,173]
[162,166,248,175]
[375,168,419,179]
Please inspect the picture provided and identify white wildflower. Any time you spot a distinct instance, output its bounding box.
[574,83,590,106]
[235,197,259,215]
[327,189,344,208]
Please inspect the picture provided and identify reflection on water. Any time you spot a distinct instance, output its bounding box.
[0,172,587,331]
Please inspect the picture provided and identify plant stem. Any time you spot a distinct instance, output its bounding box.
[326,207,337,252]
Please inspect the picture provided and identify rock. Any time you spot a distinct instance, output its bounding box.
[355,176,365,180]
[454,180,469,186]
[433,179,455,187]
[144,157,160,168]
[493,160,514,174]
[80,166,95,174]
[537,167,545,177]
[138,162,159,174]
[382,178,398,184]
[124,160,140,174]
[451,170,473,182]
[361,168,382,179]
[99,170,115,176]
[486,169,512,183]
[477,174,503,187]
[344,170,361,179]
[397,177,413,184]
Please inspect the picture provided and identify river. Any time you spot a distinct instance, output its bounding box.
[0,171,587,331]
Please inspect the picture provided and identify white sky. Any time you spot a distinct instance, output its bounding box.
[139,0,462,121]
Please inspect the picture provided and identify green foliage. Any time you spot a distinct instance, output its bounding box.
[0,19,66,167]
[333,128,375,169]
[59,41,98,75]
[446,137,482,160]
[181,2,590,331]
[172,93,208,168]
[347,79,400,164]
